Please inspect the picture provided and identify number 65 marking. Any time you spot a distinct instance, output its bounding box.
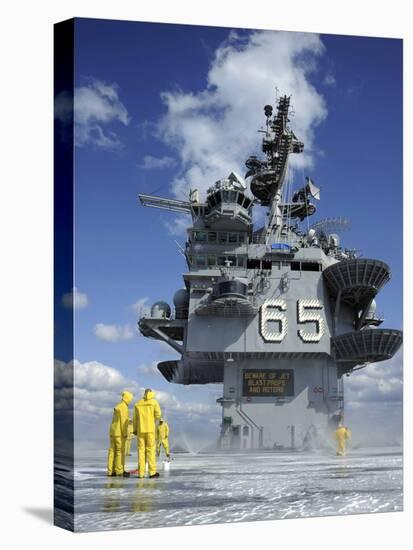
[259,299,324,343]
[297,299,324,343]
[259,299,287,343]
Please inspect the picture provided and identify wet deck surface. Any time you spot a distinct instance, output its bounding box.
[61,447,402,532]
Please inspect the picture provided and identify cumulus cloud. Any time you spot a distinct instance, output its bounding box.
[139,155,176,169]
[55,79,130,149]
[342,350,403,445]
[94,323,135,342]
[55,359,141,421]
[345,350,403,406]
[155,388,214,423]
[61,287,88,310]
[54,359,219,444]
[157,30,327,203]
[131,297,151,317]
[137,361,160,376]
[161,215,190,237]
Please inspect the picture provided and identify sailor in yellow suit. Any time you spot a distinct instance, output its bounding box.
[125,419,135,456]
[335,423,351,456]
[107,390,134,477]
[133,388,162,478]
[157,418,170,460]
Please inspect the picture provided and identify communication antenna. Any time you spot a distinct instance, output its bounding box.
[310,217,351,238]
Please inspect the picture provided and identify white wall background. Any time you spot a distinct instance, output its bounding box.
[1,1,411,549]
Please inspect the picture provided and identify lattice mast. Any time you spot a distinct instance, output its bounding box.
[246,96,304,242]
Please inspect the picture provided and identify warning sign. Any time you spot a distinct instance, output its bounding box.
[242,369,294,397]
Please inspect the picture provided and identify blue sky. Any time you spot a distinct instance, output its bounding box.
[55,18,402,446]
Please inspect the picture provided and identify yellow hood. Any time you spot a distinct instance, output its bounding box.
[122,391,134,405]
[144,389,155,400]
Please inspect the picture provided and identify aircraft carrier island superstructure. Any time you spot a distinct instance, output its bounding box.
[138,95,402,450]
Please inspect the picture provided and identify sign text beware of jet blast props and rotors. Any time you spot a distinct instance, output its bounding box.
[242,369,294,397]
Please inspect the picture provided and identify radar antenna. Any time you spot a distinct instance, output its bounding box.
[310,217,351,239]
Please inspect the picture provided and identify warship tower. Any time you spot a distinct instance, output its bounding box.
[138,95,402,450]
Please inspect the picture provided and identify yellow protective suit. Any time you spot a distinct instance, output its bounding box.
[335,425,351,456]
[125,420,135,456]
[107,391,134,476]
[157,420,170,458]
[133,389,161,477]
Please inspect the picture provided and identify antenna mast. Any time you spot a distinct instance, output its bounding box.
[245,95,304,242]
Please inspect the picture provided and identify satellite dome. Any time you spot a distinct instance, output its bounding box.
[150,301,171,319]
[173,289,189,308]
[173,289,189,320]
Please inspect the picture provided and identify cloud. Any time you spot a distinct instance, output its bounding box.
[54,359,141,421]
[61,287,88,310]
[131,297,150,317]
[94,323,135,342]
[55,79,130,149]
[139,155,176,169]
[345,349,403,406]
[137,361,161,376]
[157,30,327,203]
[55,359,129,391]
[54,359,220,444]
[161,215,190,236]
[152,388,216,425]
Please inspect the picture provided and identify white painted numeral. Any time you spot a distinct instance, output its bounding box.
[259,299,287,343]
[297,299,324,343]
[259,299,325,343]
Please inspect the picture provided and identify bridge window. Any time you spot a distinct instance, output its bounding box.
[243,197,252,209]
[191,230,247,244]
[302,262,322,272]
[229,191,237,202]
[191,254,247,269]
[247,258,272,271]
[290,261,322,272]
[193,231,207,242]
[247,259,261,269]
